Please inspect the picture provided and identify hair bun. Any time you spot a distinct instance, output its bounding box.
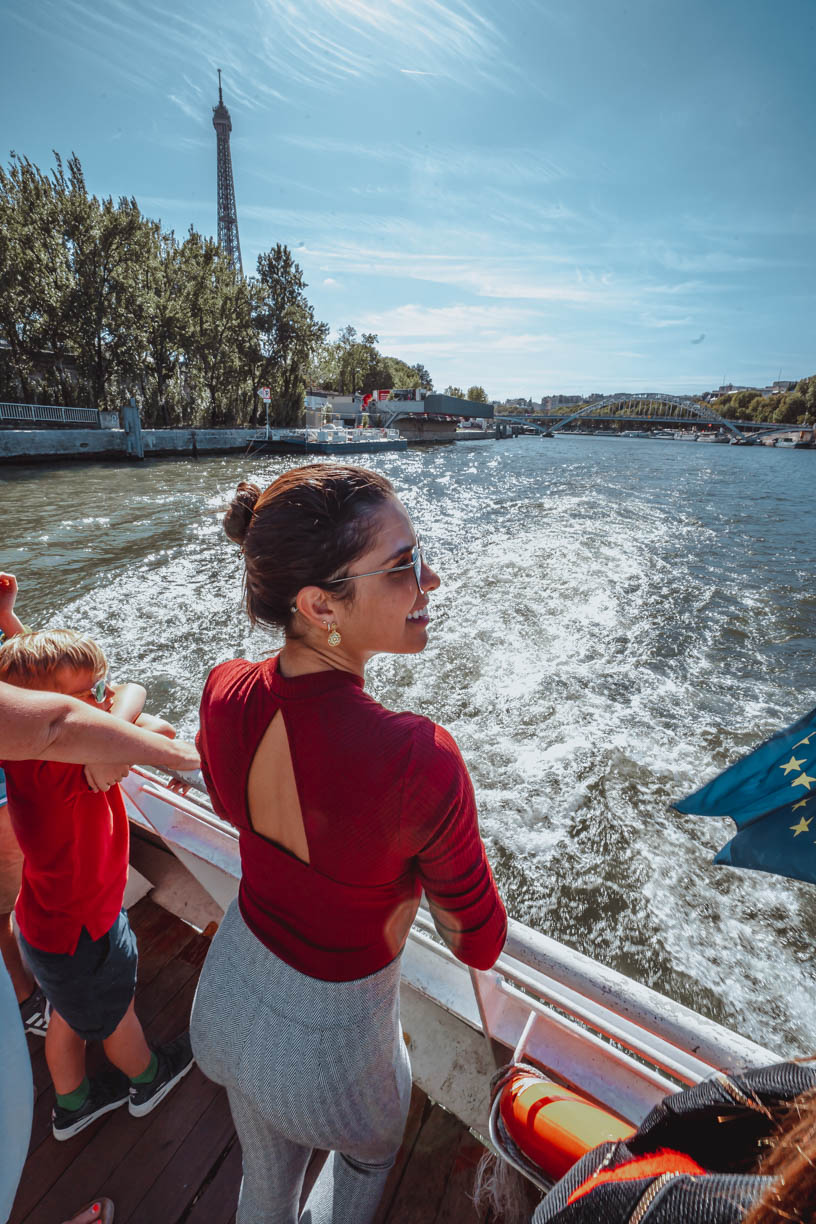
[223,481,261,546]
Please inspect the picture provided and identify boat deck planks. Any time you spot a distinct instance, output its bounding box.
[11,898,507,1224]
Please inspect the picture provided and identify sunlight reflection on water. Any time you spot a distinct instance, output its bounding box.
[2,438,815,1052]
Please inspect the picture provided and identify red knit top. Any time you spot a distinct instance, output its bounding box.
[198,655,507,981]
[1,759,129,955]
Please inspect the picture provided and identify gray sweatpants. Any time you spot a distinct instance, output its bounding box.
[190,900,412,1224]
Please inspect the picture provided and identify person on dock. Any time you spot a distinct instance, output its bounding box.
[191,463,508,1224]
[0,630,195,1142]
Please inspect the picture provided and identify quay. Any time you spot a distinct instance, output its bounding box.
[0,396,490,464]
[246,425,407,456]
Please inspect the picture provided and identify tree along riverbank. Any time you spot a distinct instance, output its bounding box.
[0,153,436,432]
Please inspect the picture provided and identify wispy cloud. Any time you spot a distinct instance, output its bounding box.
[640,314,693,329]
[253,0,505,89]
[283,134,569,187]
[359,302,546,340]
[648,242,773,274]
[168,93,204,124]
[305,239,615,303]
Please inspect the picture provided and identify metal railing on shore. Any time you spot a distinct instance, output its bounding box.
[0,401,100,425]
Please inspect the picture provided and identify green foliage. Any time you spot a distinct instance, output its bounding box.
[466,385,488,402]
[311,329,435,398]
[409,362,433,390]
[253,245,329,426]
[0,151,330,427]
[711,382,816,426]
[0,152,484,425]
[444,385,465,399]
[774,390,806,424]
[730,389,756,413]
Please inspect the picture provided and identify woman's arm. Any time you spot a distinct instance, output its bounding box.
[0,682,199,771]
[411,726,507,971]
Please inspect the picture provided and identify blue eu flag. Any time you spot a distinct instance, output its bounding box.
[675,706,816,884]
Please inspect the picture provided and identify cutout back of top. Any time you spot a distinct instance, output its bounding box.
[246,709,310,864]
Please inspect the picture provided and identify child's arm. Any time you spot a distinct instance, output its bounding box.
[108,682,146,723]
[84,689,177,792]
[83,684,146,792]
[0,574,26,641]
[135,711,177,739]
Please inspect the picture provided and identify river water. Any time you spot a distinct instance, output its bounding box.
[2,437,815,1053]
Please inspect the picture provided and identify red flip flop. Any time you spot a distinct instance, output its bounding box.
[64,1198,114,1224]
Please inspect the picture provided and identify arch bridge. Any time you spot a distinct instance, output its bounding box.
[535,394,758,438]
[542,393,744,438]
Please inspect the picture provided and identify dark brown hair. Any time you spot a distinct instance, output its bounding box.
[224,463,395,630]
[744,1089,816,1224]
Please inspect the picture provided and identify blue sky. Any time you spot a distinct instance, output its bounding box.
[6,0,815,399]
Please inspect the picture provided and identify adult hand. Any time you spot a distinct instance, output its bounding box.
[160,739,199,771]
[83,762,131,793]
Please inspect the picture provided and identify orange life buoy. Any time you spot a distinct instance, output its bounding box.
[499,1073,636,1180]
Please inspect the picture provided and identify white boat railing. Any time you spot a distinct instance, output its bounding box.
[121,767,777,1132]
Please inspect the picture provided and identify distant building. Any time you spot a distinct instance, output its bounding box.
[713,380,797,399]
[541,394,583,412]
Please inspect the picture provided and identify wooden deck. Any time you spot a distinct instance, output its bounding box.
[10,898,506,1224]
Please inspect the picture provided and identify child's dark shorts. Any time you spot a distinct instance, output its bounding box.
[19,910,138,1041]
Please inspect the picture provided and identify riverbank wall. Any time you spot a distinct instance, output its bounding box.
[0,427,259,465]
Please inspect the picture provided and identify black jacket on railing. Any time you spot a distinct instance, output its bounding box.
[532,1062,816,1224]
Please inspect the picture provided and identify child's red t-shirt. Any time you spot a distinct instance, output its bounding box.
[0,759,129,954]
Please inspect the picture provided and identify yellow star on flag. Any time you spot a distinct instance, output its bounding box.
[790,816,812,836]
[794,735,814,748]
[792,797,812,811]
[791,772,816,791]
[780,755,806,775]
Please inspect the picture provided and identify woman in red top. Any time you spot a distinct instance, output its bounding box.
[191,464,506,1224]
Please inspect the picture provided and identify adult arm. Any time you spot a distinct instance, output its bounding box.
[0,682,199,770]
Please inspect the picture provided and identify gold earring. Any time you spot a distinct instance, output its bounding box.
[326,622,342,647]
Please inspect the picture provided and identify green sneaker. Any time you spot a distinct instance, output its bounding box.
[52,1070,129,1141]
[128,1032,195,1117]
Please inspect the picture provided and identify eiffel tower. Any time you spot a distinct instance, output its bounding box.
[212,69,243,276]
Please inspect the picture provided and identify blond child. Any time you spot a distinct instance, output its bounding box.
[0,629,193,1140]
